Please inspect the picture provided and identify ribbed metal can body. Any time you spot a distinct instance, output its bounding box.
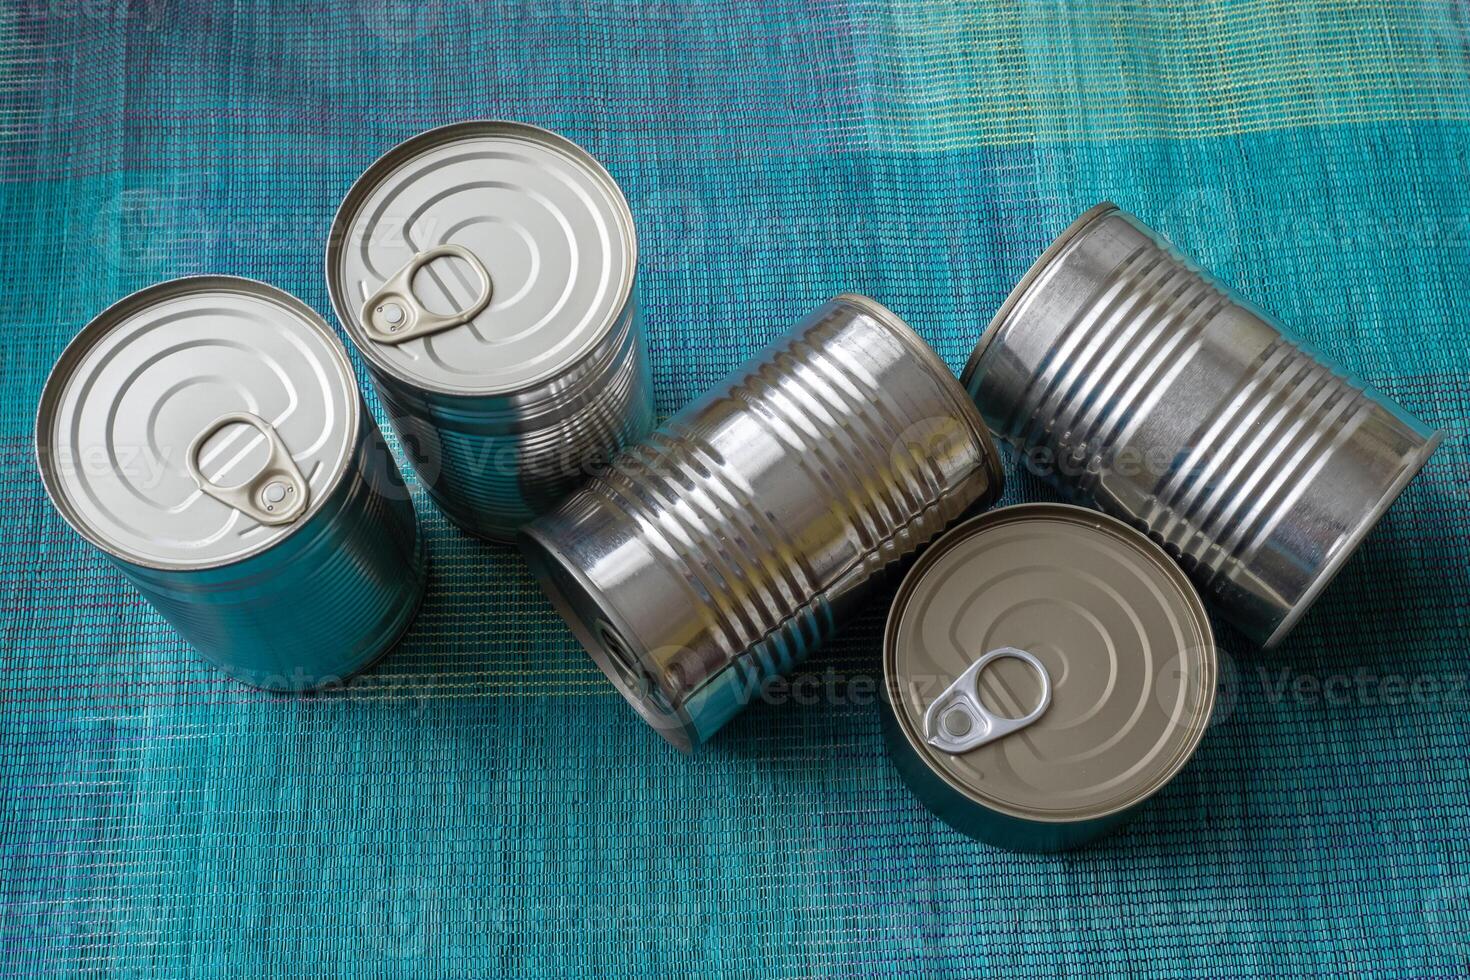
[35,276,426,692]
[370,302,654,541]
[521,295,1006,749]
[326,120,653,543]
[964,204,1442,647]
[114,421,426,691]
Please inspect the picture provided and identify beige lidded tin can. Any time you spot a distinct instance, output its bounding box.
[326,121,655,542]
[882,504,1216,852]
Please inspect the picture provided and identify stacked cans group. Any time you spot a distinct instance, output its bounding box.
[37,123,1440,852]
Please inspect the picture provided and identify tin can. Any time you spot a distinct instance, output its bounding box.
[325,120,654,542]
[963,203,1442,647]
[521,295,1006,750]
[35,277,426,691]
[882,504,1216,852]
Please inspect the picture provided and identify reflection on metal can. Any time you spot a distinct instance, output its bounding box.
[882,504,1216,852]
[521,295,1005,750]
[36,277,426,691]
[326,120,654,542]
[964,203,1442,647]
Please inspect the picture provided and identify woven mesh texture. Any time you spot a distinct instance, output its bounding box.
[2,0,1468,975]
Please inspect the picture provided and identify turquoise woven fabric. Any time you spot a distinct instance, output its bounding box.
[3,1,1469,975]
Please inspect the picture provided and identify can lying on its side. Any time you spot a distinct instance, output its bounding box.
[521,295,1006,750]
[882,504,1216,852]
[326,120,654,542]
[35,277,426,691]
[964,203,1442,647]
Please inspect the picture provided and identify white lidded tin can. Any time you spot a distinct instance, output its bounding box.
[883,504,1216,852]
[326,120,654,542]
[35,277,426,691]
[521,295,1006,750]
[964,203,1442,647]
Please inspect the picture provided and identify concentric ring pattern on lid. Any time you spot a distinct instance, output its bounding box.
[886,504,1215,822]
[326,120,637,395]
[36,277,359,570]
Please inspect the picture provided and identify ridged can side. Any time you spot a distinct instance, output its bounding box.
[115,419,427,691]
[964,204,1442,647]
[521,295,1005,750]
[371,301,654,542]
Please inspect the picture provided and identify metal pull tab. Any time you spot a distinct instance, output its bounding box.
[186,413,310,526]
[923,647,1052,754]
[360,243,493,345]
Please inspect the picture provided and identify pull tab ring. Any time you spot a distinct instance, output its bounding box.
[923,647,1052,754]
[186,412,310,526]
[360,243,493,345]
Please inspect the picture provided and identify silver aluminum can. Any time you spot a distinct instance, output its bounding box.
[882,504,1216,852]
[964,203,1442,647]
[326,120,654,542]
[521,295,1006,750]
[35,277,426,691]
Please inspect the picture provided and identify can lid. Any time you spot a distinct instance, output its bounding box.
[885,503,1215,822]
[35,276,360,570]
[326,120,637,396]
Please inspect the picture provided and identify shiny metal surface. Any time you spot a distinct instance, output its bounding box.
[185,412,311,526]
[326,121,653,541]
[964,203,1442,647]
[360,243,495,345]
[921,647,1052,755]
[521,295,1006,750]
[883,504,1216,852]
[37,277,357,567]
[37,277,426,690]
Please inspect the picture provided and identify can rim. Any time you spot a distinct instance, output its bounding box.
[324,119,639,398]
[834,293,1007,502]
[882,502,1217,824]
[518,523,698,753]
[959,202,1120,393]
[34,275,363,572]
[1264,424,1445,648]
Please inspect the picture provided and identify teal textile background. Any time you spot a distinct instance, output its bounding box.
[2,1,1468,976]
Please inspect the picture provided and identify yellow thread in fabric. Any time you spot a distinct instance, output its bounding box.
[865,0,1470,148]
